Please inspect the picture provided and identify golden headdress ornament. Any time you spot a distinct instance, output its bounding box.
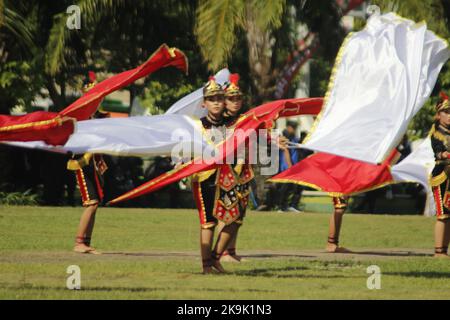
[224,73,242,97]
[437,91,450,112]
[203,76,224,97]
[82,71,97,93]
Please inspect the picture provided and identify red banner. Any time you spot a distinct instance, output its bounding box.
[269,149,398,196]
[0,44,188,146]
[60,44,188,121]
[108,97,323,205]
[0,112,75,146]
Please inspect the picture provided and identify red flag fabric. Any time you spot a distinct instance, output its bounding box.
[0,44,188,145]
[109,162,219,205]
[59,44,188,121]
[269,149,399,196]
[0,112,75,146]
[108,97,323,205]
[278,98,322,117]
[346,0,365,12]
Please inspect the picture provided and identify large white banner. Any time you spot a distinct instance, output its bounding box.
[391,137,436,216]
[5,115,209,157]
[303,13,450,164]
[4,70,232,156]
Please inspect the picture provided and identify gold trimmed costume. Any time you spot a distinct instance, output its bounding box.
[192,113,253,228]
[332,196,348,210]
[430,122,450,220]
[68,153,108,207]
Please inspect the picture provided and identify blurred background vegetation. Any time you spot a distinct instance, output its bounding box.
[0,0,449,206]
[0,0,349,114]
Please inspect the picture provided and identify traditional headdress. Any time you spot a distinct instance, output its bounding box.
[224,73,242,97]
[436,91,449,112]
[203,76,224,97]
[93,107,109,118]
[82,71,97,93]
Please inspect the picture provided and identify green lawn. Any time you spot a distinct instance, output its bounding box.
[0,206,449,299]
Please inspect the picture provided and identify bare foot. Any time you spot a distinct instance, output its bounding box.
[74,243,92,253]
[220,254,241,263]
[232,254,249,262]
[74,243,102,254]
[326,243,352,253]
[87,247,102,255]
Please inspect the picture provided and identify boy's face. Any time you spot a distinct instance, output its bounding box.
[203,94,225,117]
[438,109,450,127]
[225,95,243,115]
[286,125,296,135]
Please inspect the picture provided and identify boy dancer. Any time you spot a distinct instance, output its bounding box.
[220,74,252,263]
[326,197,351,253]
[69,74,107,254]
[192,76,242,273]
[430,92,450,258]
[68,152,107,254]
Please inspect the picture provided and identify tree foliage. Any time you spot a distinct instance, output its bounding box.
[371,0,450,139]
[195,0,346,104]
[0,1,205,113]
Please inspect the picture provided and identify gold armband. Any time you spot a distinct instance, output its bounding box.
[67,153,93,171]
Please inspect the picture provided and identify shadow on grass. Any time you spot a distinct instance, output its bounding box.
[383,271,450,279]
[232,266,363,280]
[242,253,315,259]
[349,250,431,258]
[4,284,274,294]
[102,251,431,260]
[104,252,196,258]
[102,252,317,260]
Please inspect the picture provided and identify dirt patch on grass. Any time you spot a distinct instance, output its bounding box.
[0,248,434,264]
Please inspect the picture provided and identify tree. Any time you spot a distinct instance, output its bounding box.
[0,0,33,47]
[0,1,44,114]
[195,0,347,105]
[371,0,450,139]
[1,1,208,113]
[44,0,207,110]
[0,0,96,112]
[195,0,285,104]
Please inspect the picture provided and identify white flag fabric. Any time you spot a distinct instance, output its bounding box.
[5,115,209,157]
[303,13,450,164]
[165,68,230,117]
[391,137,437,216]
[129,97,152,117]
[4,70,232,156]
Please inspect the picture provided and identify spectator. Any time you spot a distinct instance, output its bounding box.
[277,120,305,213]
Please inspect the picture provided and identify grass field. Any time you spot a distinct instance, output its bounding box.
[0,206,449,299]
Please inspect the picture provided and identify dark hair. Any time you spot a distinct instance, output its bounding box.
[286,121,298,129]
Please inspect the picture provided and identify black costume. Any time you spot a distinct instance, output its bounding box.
[67,153,108,206]
[430,123,450,220]
[192,113,253,228]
